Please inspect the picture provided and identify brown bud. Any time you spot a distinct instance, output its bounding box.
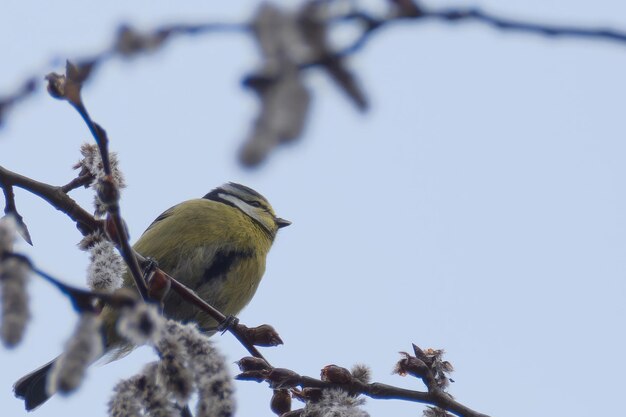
[321,365,352,384]
[441,361,454,373]
[424,348,445,361]
[146,269,170,303]
[66,60,94,84]
[45,72,66,99]
[243,324,284,347]
[394,352,430,378]
[270,389,291,415]
[236,356,271,372]
[78,230,105,250]
[104,215,120,244]
[98,175,120,207]
[394,352,438,390]
[235,369,269,383]
[267,368,301,389]
[412,343,431,364]
[45,61,88,105]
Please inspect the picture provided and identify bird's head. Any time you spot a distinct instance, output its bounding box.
[204,182,291,238]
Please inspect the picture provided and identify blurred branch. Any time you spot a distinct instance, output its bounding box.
[2,1,626,166]
[0,78,37,128]
[325,2,626,64]
[0,21,248,133]
[421,5,626,42]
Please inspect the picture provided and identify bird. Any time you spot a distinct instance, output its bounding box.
[13,182,290,410]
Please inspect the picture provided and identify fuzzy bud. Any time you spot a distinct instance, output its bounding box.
[117,303,164,345]
[411,345,454,390]
[45,72,67,99]
[86,239,124,292]
[159,321,235,417]
[109,362,177,417]
[321,365,353,385]
[351,364,371,385]
[108,373,143,417]
[97,176,120,210]
[47,313,103,395]
[75,143,126,218]
[178,323,236,417]
[78,231,105,251]
[0,256,31,347]
[302,389,369,417]
[0,214,17,255]
[45,61,91,105]
[423,406,453,417]
[155,330,193,403]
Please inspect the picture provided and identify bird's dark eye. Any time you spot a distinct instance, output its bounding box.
[248,201,262,208]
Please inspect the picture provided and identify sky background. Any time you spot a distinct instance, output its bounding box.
[1,1,626,417]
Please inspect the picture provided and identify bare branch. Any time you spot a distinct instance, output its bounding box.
[0,78,37,128]
[0,164,101,234]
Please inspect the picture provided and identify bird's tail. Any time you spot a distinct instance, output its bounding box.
[13,359,56,411]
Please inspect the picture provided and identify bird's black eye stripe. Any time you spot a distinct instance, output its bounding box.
[247,200,262,208]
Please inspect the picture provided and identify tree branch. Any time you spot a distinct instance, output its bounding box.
[0,164,101,234]
[2,2,626,133]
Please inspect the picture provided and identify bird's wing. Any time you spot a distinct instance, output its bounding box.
[141,204,178,235]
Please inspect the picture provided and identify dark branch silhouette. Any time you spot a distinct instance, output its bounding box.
[1,1,626,166]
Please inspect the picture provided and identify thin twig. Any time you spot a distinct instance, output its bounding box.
[296,376,490,417]
[318,3,626,67]
[2,3,626,130]
[0,78,37,127]
[0,164,101,233]
[423,6,626,42]
[70,102,112,177]
[60,174,93,193]
[61,89,149,300]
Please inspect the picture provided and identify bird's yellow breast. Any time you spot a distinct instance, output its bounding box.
[129,198,274,328]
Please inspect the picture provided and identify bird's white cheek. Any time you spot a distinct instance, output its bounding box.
[218,193,258,220]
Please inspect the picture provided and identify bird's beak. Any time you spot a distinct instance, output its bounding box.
[275,217,292,228]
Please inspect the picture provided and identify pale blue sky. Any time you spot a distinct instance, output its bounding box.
[1,1,625,417]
